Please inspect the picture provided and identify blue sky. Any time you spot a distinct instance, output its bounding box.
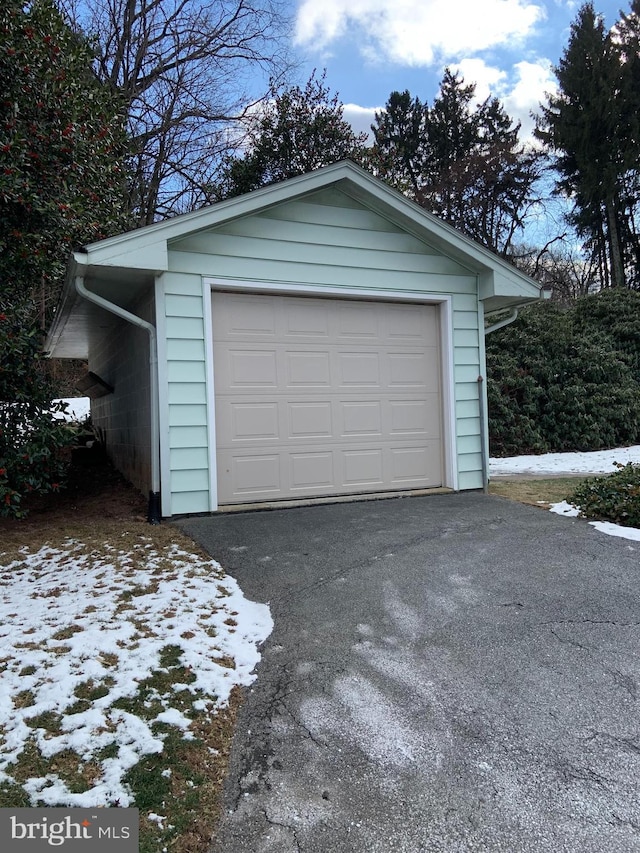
[287,0,626,141]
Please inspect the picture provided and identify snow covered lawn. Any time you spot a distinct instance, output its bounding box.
[0,532,272,847]
[490,444,640,477]
[491,446,640,541]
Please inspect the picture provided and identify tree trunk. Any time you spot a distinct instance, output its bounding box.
[606,194,626,287]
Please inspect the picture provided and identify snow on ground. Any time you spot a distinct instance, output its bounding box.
[492,447,640,542]
[0,540,272,807]
[51,397,90,422]
[489,444,640,477]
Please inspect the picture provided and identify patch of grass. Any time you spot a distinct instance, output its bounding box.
[18,665,37,677]
[117,583,160,602]
[51,625,84,641]
[567,463,640,527]
[159,645,184,669]
[130,687,243,853]
[9,743,102,799]
[14,690,36,709]
[25,711,63,734]
[489,476,592,507]
[74,678,113,702]
[0,780,30,808]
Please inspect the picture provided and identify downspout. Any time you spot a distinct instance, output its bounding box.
[75,274,162,524]
[479,307,521,492]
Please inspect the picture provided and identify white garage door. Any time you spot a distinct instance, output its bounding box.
[212,292,443,504]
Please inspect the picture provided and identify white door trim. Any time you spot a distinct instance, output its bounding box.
[202,277,458,507]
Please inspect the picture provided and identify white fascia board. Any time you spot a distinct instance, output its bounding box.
[478,268,541,302]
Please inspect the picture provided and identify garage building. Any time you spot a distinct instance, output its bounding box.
[45,161,542,519]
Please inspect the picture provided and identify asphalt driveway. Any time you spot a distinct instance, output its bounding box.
[178,493,640,853]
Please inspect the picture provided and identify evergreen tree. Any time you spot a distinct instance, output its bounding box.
[370,69,540,257]
[536,2,640,288]
[369,90,429,197]
[217,72,368,199]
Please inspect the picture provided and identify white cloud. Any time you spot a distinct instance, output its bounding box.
[295,0,545,66]
[503,59,557,138]
[449,57,557,140]
[450,59,507,104]
[343,103,381,140]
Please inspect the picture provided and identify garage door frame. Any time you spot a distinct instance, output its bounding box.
[203,278,457,510]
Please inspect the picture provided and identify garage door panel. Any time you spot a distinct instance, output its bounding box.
[230,402,279,440]
[336,303,380,340]
[286,351,331,386]
[337,351,381,387]
[388,352,436,387]
[340,401,383,436]
[284,301,330,338]
[290,451,334,490]
[230,453,281,495]
[386,304,438,341]
[213,294,277,338]
[343,449,384,486]
[215,346,279,389]
[389,398,442,438]
[389,446,435,482]
[213,293,444,503]
[288,402,333,438]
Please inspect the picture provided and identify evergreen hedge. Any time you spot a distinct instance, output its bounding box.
[486,289,640,456]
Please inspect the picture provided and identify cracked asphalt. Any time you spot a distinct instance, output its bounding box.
[178,492,640,853]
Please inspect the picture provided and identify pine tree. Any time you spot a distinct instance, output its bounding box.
[370,69,540,257]
[536,2,640,288]
[369,90,429,197]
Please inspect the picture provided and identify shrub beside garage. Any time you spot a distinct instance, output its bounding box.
[486,289,640,457]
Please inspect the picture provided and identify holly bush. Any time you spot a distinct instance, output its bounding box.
[0,0,130,517]
[0,302,76,517]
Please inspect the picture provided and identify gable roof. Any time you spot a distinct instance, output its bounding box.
[46,160,542,357]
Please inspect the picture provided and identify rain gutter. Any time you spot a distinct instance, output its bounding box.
[484,307,520,335]
[74,270,161,524]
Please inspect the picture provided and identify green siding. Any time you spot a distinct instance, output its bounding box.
[457,434,482,454]
[161,271,212,516]
[458,452,484,473]
[453,311,479,330]
[167,360,206,382]
[456,399,480,419]
[168,404,208,427]
[169,425,208,448]
[169,252,477,293]
[458,470,484,490]
[171,490,210,514]
[168,383,208,405]
[453,328,479,348]
[166,317,205,339]
[456,382,481,402]
[165,294,203,317]
[455,364,481,383]
[172,468,210,492]
[170,446,209,470]
[166,338,205,361]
